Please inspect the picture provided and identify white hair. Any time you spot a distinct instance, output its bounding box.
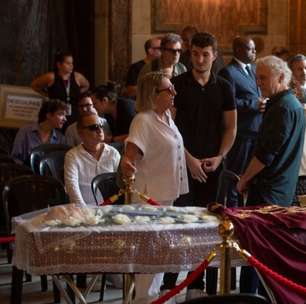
[256,55,292,86]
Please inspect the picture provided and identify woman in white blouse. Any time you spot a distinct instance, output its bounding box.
[64,111,120,205]
[121,71,188,205]
[121,71,189,303]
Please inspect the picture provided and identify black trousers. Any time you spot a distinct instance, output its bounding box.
[161,169,221,293]
[225,136,256,207]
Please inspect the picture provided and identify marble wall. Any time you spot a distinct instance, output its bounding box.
[131,0,289,62]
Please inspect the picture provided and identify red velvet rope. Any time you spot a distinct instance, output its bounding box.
[100,198,114,206]
[151,258,210,304]
[146,198,160,206]
[0,236,15,244]
[248,255,306,296]
[100,193,161,206]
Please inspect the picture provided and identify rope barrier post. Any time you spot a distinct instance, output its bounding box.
[218,217,234,295]
[123,273,135,304]
[123,176,135,204]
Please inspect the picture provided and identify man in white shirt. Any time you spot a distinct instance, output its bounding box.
[64,111,120,205]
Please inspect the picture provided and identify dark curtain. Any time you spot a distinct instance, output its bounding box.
[0,0,94,153]
[0,0,49,85]
[0,0,94,86]
[47,0,95,85]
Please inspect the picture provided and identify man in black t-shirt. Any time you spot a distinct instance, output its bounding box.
[174,33,236,206]
[161,32,237,299]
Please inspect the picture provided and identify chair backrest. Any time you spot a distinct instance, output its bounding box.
[2,175,68,232]
[39,150,67,184]
[0,128,17,155]
[181,294,270,304]
[0,154,16,164]
[30,143,71,174]
[216,169,240,206]
[0,163,33,234]
[91,172,122,205]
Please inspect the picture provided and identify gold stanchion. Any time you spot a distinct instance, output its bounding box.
[123,176,135,204]
[123,273,135,304]
[218,217,234,295]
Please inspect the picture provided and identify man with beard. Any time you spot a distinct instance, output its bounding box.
[161,32,237,300]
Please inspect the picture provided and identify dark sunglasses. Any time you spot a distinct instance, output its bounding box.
[163,48,182,55]
[82,123,103,131]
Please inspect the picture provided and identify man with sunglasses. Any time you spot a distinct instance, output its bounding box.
[125,37,161,98]
[65,92,111,146]
[138,33,186,81]
[64,111,120,206]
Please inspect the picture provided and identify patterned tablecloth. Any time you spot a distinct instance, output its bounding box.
[13,205,236,275]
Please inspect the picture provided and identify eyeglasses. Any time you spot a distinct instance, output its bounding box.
[163,48,183,55]
[157,85,176,95]
[82,123,103,131]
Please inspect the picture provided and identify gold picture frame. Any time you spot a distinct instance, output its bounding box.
[0,84,44,128]
[152,0,267,50]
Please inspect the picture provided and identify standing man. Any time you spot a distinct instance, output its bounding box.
[162,32,236,298]
[237,55,305,206]
[179,25,198,70]
[219,36,264,207]
[180,25,225,74]
[237,55,305,294]
[124,37,161,98]
[175,32,236,207]
[138,33,186,80]
[289,54,306,104]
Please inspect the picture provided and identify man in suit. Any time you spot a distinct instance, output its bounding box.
[219,36,265,207]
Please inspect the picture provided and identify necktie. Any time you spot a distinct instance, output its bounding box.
[245,65,252,78]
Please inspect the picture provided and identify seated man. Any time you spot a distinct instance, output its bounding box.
[91,84,136,145]
[11,99,67,166]
[65,92,111,146]
[64,111,120,205]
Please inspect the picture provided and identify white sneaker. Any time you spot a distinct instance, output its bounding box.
[186,289,206,301]
[160,289,176,304]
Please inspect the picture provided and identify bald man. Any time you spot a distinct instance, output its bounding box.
[125,37,161,98]
[219,36,264,207]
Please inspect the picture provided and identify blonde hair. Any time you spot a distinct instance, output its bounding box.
[136,71,166,112]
